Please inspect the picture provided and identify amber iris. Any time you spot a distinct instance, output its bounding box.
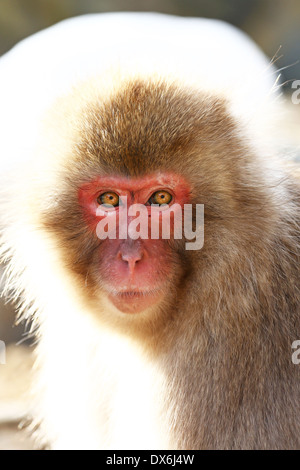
[98,192,120,207]
[148,190,172,206]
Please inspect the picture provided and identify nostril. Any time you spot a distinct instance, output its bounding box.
[121,252,143,265]
[117,247,144,273]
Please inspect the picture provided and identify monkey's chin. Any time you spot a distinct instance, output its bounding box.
[107,290,163,314]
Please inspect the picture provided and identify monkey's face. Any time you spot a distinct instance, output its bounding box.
[41,79,257,318]
[76,172,191,314]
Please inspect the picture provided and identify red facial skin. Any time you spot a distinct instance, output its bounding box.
[78,173,191,313]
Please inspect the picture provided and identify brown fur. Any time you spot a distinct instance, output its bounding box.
[3,78,300,449]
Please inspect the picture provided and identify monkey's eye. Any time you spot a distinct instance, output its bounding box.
[148,190,172,206]
[97,192,120,207]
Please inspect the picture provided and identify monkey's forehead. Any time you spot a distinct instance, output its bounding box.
[50,76,241,181]
[70,79,225,175]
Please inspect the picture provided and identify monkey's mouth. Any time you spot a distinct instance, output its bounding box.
[106,288,163,314]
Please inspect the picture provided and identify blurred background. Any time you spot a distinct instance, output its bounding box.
[0,0,299,450]
[0,0,300,86]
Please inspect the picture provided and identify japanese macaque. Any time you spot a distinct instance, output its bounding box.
[0,13,299,450]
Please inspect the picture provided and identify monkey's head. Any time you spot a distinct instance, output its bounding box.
[37,78,269,321]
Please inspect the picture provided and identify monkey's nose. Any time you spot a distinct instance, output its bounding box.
[117,244,144,274]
